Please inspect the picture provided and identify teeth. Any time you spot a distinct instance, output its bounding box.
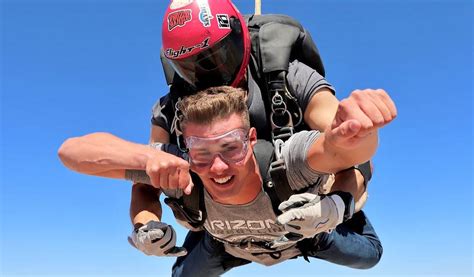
[213,176,232,184]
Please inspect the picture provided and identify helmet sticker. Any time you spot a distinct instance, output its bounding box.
[167,9,192,31]
[197,0,213,27]
[216,14,230,29]
[170,0,193,10]
[165,37,210,58]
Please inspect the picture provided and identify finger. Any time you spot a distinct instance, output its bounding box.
[159,169,170,190]
[147,229,166,242]
[167,166,179,190]
[376,89,397,120]
[334,98,374,131]
[178,166,191,191]
[367,91,393,125]
[357,94,386,128]
[354,96,384,129]
[329,119,362,141]
[278,193,317,211]
[164,246,188,257]
[127,236,138,249]
[277,209,305,225]
[146,165,162,189]
[158,226,174,249]
[183,180,194,195]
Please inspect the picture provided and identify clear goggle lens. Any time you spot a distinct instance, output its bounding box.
[185,128,249,167]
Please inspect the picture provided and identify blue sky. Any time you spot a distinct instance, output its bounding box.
[1,0,472,276]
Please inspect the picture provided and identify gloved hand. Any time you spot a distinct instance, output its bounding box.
[128,221,187,257]
[276,192,346,239]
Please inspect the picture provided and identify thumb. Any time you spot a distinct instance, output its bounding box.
[127,236,138,249]
[329,119,361,142]
[183,180,194,195]
[277,208,305,225]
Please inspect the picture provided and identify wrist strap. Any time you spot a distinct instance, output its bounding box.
[354,161,372,189]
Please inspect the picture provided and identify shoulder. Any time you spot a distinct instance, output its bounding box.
[288,60,324,79]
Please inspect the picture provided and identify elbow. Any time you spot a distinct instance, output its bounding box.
[58,137,80,169]
[58,133,103,172]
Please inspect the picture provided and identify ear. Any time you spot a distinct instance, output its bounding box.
[248,127,257,146]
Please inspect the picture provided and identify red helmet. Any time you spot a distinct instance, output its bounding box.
[162,0,251,89]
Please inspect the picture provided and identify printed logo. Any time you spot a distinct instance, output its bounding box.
[216,14,230,29]
[197,0,213,27]
[170,0,193,10]
[167,9,192,31]
[165,37,210,58]
[209,219,285,235]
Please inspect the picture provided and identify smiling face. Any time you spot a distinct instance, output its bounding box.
[183,112,261,205]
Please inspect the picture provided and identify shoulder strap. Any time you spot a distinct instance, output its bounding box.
[244,14,325,138]
[254,140,294,215]
[163,173,206,229]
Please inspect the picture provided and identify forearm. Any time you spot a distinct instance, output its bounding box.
[308,131,378,173]
[58,132,153,177]
[130,183,163,226]
[331,168,367,212]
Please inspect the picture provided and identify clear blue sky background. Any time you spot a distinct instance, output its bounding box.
[1,0,472,276]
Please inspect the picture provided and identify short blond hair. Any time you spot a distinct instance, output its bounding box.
[178,86,250,131]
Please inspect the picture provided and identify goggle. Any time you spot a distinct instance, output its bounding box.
[185,128,249,167]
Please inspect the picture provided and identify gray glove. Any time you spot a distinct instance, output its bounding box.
[128,221,187,257]
[276,192,345,239]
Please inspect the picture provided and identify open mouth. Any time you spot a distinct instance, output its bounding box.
[212,176,233,185]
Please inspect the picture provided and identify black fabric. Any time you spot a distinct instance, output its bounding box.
[253,140,283,214]
[244,14,325,76]
[354,161,372,188]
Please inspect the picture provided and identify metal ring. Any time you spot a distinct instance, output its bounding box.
[270,109,292,129]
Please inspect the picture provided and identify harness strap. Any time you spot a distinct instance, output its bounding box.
[164,173,206,229]
[254,140,293,215]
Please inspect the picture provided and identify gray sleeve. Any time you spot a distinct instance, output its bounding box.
[281,130,329,191]
[286,60,335,113]
[151,94,174,132]
[124,143,165,185]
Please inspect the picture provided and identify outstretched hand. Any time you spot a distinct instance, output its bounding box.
[326,89,397,150]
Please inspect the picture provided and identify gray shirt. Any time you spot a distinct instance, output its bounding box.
[203,130,327,266]
[125,131,329,265]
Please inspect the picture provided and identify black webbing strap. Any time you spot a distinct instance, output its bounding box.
[354,160,372,189]
[268,158,294,208]
[164,173,205,229]
[254,140,293,215]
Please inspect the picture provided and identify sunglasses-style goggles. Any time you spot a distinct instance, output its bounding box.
[184,128,250,167]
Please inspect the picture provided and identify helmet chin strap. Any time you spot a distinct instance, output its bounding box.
[231,68,248,89]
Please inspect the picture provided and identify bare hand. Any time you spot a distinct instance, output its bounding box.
[145,150,194,195]
[326,89,397,150]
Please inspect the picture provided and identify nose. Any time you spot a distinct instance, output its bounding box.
[209,155,229,174]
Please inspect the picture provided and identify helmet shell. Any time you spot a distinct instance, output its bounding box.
[162,0,250,88]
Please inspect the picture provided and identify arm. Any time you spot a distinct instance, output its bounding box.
[307,89,397,173]
[58,132,157,179]
[58,131,191,188]
[304,88,369,210]
[131,125,170,227]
